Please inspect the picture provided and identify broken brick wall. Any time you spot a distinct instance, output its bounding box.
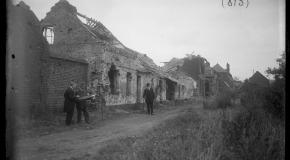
[41,57,88,111]
[102,64,138,105]
[41,0,105,91]
[100,51,166,105]
[138,73,166,103]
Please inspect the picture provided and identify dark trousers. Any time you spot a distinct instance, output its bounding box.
[146,101,153,115]
[65,108,74,125]
[76,102,90,123]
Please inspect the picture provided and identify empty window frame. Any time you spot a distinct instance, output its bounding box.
[43,26,54,44]
[108,64,119,94]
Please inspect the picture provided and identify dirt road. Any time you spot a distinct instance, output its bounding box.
[15,104,198,160]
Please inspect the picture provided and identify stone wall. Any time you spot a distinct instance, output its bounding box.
[102,65,167,105]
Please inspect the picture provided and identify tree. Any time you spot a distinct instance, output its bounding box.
[265,52,285,119]
[266,52,285,81]
[265,52,285,93]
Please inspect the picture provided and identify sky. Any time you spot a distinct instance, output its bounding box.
[12,0,285,80]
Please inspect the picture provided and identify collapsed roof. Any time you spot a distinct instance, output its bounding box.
[41,0,179,82]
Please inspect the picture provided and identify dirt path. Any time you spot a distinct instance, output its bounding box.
[15,104,198,160]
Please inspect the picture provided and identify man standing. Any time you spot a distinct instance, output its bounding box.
[143,83,155,115]
[75,83,90,124]
[63,81,77,125]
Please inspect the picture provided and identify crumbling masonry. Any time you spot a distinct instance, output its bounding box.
[7,0,198,114]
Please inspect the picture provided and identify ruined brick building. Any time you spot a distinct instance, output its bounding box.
[162,54,234,97]
[7,0,198,114]
[39,0,198,109]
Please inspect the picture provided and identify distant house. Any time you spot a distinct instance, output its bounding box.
[212,63,234,92]
[248,71,269,88]
[162,55,212,96]
[162,55,235,97]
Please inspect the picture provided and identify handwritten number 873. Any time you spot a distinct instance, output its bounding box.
[229,0,243,6]
[222,0,249,8]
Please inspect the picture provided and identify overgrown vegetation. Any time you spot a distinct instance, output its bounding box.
[203,89,236,109]
[222,108,285,160]
[91,103,284,160]
[241,52,285,120]
[222,53,285,160]
[91,53,285,160]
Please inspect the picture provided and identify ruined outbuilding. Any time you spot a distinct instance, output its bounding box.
[163,54,214,96]
[163,54,234,97]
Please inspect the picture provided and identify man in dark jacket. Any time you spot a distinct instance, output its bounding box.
[143,83,155,115]
[75,83,90,124]
[63,81,77,125]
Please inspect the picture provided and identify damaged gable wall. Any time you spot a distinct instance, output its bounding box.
[7,2,48,118]
[7,1,90,114]
[41,0,105,83]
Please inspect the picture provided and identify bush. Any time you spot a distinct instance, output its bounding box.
[215,91,232,109]
[263,89,284,120]
[240,83,284,120]
[222,109,285,160]
[204,90,235,109]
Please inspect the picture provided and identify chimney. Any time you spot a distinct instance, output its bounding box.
[226,63,230,73]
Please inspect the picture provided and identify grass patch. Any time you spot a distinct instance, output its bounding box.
[93,107,227,160]
[92,105,284,160]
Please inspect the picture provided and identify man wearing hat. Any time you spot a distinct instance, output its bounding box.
[143,83,155,115]
[63,81,78,125]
